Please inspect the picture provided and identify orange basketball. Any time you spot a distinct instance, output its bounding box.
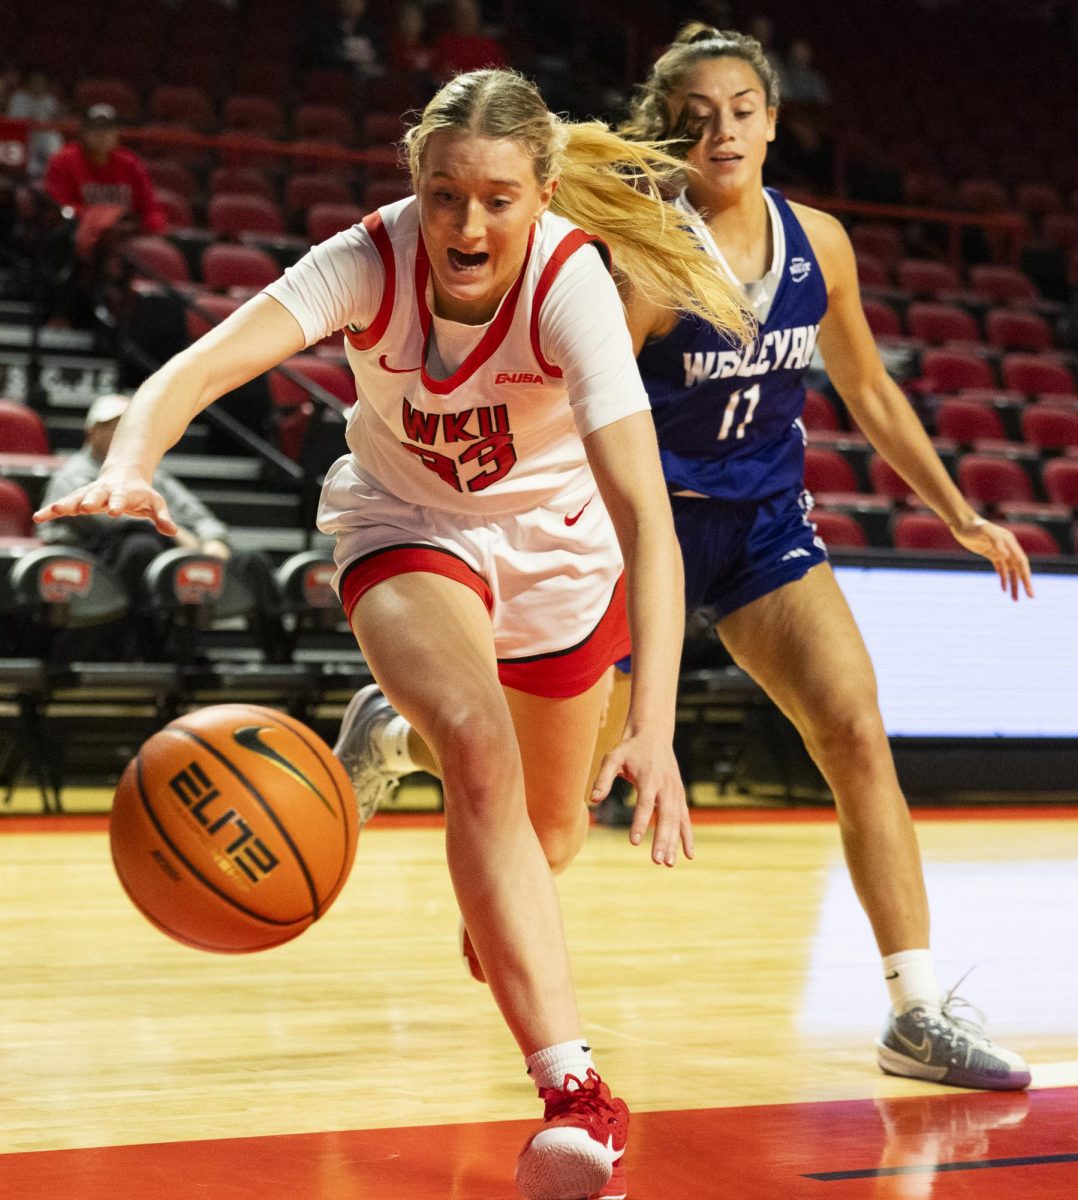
[110,704,358,953]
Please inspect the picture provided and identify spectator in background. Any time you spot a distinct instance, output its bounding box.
[39,392,285,659]
[307,0,386,81]
[6,68,64,178]
[778,39,831,106]
[433,0,508,80]
[39,394,231,601]
[389,2,436,91]
[44,105,165,236]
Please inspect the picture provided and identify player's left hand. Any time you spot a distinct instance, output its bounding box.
[948,517,1034,601]
[591,732,694,866]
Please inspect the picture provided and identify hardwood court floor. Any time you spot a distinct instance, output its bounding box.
[1,804,1077,1197]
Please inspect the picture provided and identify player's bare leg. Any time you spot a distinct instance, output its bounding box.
[718,562,1028,1089]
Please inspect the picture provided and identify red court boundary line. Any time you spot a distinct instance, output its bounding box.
[3,806,1076,835]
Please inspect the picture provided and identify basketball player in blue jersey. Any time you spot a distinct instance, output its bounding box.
[616,23,1034,1091]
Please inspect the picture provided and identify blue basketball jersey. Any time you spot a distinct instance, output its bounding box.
[637,188,828,501]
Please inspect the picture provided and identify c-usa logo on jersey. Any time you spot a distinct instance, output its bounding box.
[789,256,812,283]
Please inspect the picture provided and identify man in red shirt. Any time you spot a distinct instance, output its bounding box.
[44,103,165,236]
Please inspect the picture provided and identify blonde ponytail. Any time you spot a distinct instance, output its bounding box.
[551,121,754,344]
[404,68,754,346]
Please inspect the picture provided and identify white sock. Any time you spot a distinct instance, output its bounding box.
[374,713,417,774]
[525,1040,595,1092]
[883,949,941,1014]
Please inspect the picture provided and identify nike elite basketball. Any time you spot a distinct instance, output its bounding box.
[110,704,358,952]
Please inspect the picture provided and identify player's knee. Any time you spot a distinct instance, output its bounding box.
[431,704,521,818]
[533,803,589,874]
[806,702,888,769]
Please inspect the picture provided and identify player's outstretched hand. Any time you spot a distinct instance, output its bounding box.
[949,517,1034,601]
[33,466,177,536]
[591,732,694,867]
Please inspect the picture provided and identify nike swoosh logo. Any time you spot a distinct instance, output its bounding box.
[885,970,899,980]
[893,1028,934,1063]
[378,354,420,374]
[233,726,335,815]
[564,497,593,526]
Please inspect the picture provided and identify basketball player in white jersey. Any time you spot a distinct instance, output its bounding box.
[35,68,752,1200]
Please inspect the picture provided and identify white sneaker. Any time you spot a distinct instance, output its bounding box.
[876,985,1031,1090]
[333,685,407,825]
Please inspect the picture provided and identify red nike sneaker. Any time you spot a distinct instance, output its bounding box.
[515,1070,629,1200]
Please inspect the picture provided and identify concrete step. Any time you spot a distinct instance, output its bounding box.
[194,486,301,529]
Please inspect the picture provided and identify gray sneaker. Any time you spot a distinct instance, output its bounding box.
[333,685,407,825]
[876,992,1031,1091]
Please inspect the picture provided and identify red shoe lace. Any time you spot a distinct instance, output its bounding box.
[539,1069,620,1134]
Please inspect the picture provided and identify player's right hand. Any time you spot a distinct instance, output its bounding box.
[33,466,177,536]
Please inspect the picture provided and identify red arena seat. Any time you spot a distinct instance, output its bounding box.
[1002,521,1060,556]
[1043,213,1078,251]
[207,194,287,237]
[906,302,980,345]
[985,309,1054,352]
[968,265,1039,304]
[306,202,366,244]
[285,173,352,215]
[1014,183,1064,218]
[201,243,281,291]
[293,104,355,143]
[1021,405,1078,450]
[921,349,997,393]
[1001,354,1076,396]
[957,454,1034,504]
[861,298,902,338]
[850,224,903,267]
[0,399,50,454]
[855,253,890,289]
[145,159,198,201]
[72,78,142,121]
[1042,458,1078,506]
[896,258,962,297]
[208,166,276,200]
[804,447,859,494]
[153,189,193,230]
[124,235,191,284]
[868,454,914,501]
[892,512,957,552]
[0,477,34,537]
[147,85,216,130]
[810,509,867,548]
[802,388,840,432]
[362,178,413,209]
[957,178,1009,212]
[221,95,286,137]
[935,399,1007,444]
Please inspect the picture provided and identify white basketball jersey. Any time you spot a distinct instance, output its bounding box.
[319,199,627,524]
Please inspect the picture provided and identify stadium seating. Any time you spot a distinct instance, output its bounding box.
[0,401,50,454]
[957,454,1035,504]
[907,302,980,345]
[1042,458,1078,506]
[306,203,366,244]
[148,85,216,130]
[125,236,192,285]
[810,509,867,548]
[207,194,287,237]
[985,309,1054,352]
[1003,521,1060,556]
[804,447,859,494]
[892,512,957,552]
[803,389,841,432]
[921,349,997,392]
[969,265,1040,304]
[861,298,903,339]
[0,478,33,538]
[184,293,243,342]
[934,399,1008,444]
[896,259,962,297]
[201,243,281,292]
[1020,405,1078,450]
[1001,354,1076,396]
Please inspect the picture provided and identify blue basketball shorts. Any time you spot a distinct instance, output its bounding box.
[615,486,826,672]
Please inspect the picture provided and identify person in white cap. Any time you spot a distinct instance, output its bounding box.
[38,393,231,599]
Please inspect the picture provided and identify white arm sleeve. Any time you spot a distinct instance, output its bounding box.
[538,245,652,439]
[262,223,385,348]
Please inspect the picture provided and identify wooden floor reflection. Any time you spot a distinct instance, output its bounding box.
[1,802,1076,1197]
